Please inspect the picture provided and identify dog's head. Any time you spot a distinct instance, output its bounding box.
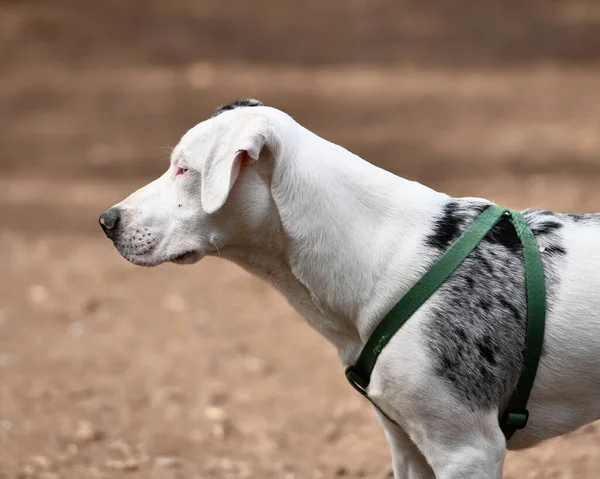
[99,99,279,267]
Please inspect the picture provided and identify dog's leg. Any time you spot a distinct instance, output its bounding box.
[375,410,435,479]
[403,409,506,479]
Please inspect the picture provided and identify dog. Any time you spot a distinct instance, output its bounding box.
[99,99,600,478]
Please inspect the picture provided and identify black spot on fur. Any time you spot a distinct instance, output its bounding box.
[532,221,563,236]
[544,245,567,256]
[427,202,462,249]
[568,213,600,223]
[455,327,467,341]
[479,256,494,274]
[479,365,493,382]
[497,297,521,322]
[211,98,265,118]
[441,354,457,370]
[486,219,521,253]
[477,337,497,364]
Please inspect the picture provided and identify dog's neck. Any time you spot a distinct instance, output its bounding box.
[222,110,449,364]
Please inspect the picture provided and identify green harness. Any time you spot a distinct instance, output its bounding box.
[345,205,546,440]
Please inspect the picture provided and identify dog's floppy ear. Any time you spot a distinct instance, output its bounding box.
[201,119,269,214]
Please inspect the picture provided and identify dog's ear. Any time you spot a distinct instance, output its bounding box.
[201,119,269,214]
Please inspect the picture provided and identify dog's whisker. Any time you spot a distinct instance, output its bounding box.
[211,239,221,258]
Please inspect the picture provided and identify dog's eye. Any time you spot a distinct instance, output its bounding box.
[176,167,188,177]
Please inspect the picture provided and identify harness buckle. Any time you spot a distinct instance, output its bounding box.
[345,366,369,397]
[501,409,529,430]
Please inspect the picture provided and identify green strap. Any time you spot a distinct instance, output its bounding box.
[500,210,546,439]
[345,205,546,440]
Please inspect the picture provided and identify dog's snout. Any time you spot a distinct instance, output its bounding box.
[99,207,122,238]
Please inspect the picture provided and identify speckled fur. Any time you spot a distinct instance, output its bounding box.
[424,199,569,410]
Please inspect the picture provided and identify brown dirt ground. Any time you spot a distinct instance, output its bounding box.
[1,1,600,477]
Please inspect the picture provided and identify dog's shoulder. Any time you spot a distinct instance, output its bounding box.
[422,199,569,410]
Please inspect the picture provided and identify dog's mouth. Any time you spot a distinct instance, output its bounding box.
[170,250,203,265]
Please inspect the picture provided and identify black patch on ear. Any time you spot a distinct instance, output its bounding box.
[211,98,265,118]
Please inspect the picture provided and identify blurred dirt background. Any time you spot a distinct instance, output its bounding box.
[1,0,600,477]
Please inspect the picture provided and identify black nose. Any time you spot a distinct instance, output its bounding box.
[99,207,121,238]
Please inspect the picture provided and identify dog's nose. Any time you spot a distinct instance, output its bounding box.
[99,207,121,238]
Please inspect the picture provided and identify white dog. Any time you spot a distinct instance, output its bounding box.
[100,99,600,478]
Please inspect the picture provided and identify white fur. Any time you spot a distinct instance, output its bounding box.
[105,105,600,478]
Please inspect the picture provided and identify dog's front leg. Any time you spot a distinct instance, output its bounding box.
[403,408,506,479]
[375,410,435,479]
